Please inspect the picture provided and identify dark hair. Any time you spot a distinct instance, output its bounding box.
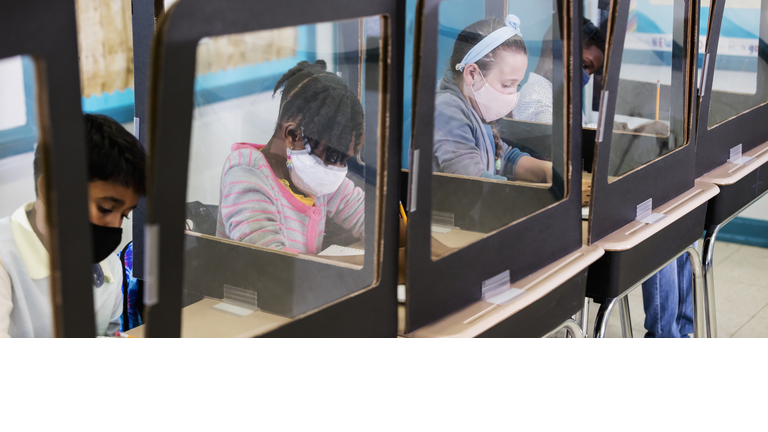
[583,18,606,54]
[33,113,147,197]
[449,17,528,160]
[273,60,364,162]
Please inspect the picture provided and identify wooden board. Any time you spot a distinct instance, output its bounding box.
[127,298,291,338]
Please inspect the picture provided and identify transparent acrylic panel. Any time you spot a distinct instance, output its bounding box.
[707,0,767,128]
[430,0,567,259]
[607,0,686,179]
[0,55,54,337]
[698,0,711,87]
[583,0,609,208]
[181,17,384,336]
[583,0,610,129]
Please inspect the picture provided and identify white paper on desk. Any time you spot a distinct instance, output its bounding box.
[212,302,255,317]
[318,245,364,257]
[431,225,453,234]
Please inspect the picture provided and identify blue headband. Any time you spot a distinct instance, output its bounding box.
[455,14,523,72]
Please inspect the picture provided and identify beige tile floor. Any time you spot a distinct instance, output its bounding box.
[562,241,768,338]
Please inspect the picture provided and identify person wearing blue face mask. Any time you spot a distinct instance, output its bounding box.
[513,18,605,124]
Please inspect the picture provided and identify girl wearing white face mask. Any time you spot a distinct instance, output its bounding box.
[433,15,552,183]
[216,60,366,255]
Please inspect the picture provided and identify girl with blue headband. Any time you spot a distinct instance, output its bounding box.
[433,15,552,183]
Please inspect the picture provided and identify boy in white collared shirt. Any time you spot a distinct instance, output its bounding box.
[0,114,146,337]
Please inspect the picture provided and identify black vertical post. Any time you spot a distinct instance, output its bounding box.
[485,0,505,19]
[131,0,160,280]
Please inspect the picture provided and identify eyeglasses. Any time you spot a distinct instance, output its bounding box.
[301,134,351,167]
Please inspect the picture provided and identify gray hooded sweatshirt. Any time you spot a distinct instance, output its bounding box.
[432,74,527,179]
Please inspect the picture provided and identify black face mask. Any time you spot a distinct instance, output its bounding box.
[91,223,122,263]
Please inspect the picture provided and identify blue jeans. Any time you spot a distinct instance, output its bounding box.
[641,253,693,338]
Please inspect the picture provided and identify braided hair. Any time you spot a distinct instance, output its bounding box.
[273,60,365,163]
[450,17,528,161]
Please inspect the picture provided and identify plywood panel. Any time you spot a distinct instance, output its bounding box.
[74,1,296,98]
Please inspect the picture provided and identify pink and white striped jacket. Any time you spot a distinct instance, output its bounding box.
[216,143,365,254]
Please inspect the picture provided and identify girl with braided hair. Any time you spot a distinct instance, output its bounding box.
[433,15,552,183]
[215,60,366,254]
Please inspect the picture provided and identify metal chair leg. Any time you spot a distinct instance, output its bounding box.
[593,298,618,338]
[618,296,633,338]
[562,318,584,338]
[685,246,707,338]
[581,298,590,338]
[702,224,721,338]
[543,318,584,338]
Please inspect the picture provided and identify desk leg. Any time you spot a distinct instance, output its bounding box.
[543,318,584,338]
[563,318,584,338]
[686,246,707,338]
[619,296,633,338]
[702,224,720,338]
[593,298,617,339]
[581,298,589,338]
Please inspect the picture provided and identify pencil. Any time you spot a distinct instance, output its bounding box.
[655,80,660,121]
[399,202,408,225]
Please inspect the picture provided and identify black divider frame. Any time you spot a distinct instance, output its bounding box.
[130,0,164,280]
[694,0,768,178]
[405,0,583,332]
[0,1,95,337]
[143,0,404,337]
[587,0,699,243]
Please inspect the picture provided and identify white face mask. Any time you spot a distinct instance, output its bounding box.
[470,69,520,122]
[287,143,348,197]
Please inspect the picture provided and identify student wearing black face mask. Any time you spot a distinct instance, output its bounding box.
[0,114,146,337]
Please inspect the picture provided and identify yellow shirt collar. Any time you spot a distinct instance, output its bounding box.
[10,202,114,283]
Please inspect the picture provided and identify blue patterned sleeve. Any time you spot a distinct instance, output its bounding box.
[500,147,530,180]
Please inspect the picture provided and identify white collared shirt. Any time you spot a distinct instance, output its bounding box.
[0,202,123,337]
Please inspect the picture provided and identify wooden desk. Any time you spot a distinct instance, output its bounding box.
[127,298,291,338]
[431,228,487,250]
[697,140,768,338]
[403,244,604,338]
[586,181,719,338]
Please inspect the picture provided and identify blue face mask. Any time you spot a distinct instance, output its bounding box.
[582,68,590,87]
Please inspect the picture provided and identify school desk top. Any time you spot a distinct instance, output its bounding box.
[127,298,291,338]
[403,244,603,338]
[697,141,768,186]
[592,181,719,252]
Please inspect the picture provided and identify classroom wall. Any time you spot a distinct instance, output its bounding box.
[186,91,280,207]
[0,56,26,132]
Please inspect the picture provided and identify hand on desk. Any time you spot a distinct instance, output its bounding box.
[581,172,592,207]
[321,253,365,266]
[613,120,669,136]
[614,121,630,131]
[631,120,669,136]
[515,156,553,184]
